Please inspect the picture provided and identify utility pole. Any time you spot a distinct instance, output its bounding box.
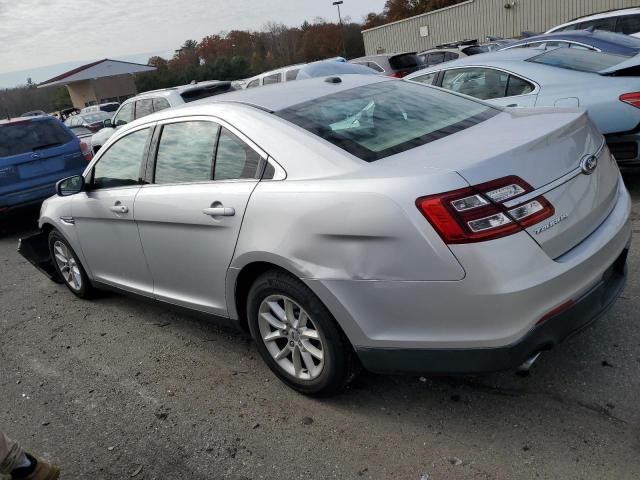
[332,1,347,59]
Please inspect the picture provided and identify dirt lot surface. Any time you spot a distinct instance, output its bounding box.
[1,180,639,480]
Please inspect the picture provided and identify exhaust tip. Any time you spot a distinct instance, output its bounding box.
[517,352,542,374]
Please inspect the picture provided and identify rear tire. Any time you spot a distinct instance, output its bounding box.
[48,230,95,299]
[247,270,358,396]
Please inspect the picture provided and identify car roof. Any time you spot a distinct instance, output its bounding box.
[506,29,640,46]
[0,115,54,125]
[551,7,640,30]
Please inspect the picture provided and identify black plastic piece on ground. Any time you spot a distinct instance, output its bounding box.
[17,230,62,283]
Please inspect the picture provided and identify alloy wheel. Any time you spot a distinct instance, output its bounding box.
[258,295,325,380]
[52,240,82,291]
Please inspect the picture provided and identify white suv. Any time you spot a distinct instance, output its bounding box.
[90,81,233,153]
[547,7,640,38]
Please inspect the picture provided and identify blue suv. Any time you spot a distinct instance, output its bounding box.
[0,115,91,215]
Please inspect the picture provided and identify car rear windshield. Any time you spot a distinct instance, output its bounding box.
[389,53,419,70]
[181,83,233,103]
[275,80,498,162]
[0,119,72,158]
[527,48,629,72]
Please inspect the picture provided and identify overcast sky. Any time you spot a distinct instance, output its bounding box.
[0,0,386,87]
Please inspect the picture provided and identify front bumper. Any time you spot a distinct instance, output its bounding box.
[356,248,628,374]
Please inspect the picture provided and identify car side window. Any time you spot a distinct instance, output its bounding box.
[367,62,385,72]
[263,73,282,85]
[285,69,300,81]
[92,128,150,190]
[581,18,616,31]
[444,52,459,61]
[411,72,438,85]
[427,52,445,66]
[112,102,134,126]
[214,128,262,180]
[442,68,509,100]
[153,97,171,112]
[246,79,260,89]
[135,99,153,119]
[617,14,640,35]
[506,75,535,96]
[154,121,219,184]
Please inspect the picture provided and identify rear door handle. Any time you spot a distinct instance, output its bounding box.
[109,205,129,214]
[202,207,235,217]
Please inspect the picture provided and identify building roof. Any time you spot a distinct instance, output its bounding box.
[38,59,156,88]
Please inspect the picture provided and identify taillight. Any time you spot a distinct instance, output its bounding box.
[79,140,93,162]
[389,70,409,78]
[416,176,555,244]
[619,92,640,108]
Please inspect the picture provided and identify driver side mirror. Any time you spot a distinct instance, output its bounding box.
[103,118,112,128]
[56,175,85,196]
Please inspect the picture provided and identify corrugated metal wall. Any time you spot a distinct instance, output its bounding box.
[362,0,640,55]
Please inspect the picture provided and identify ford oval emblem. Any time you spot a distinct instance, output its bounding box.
[580,155,598,175]
[31,152,41,159]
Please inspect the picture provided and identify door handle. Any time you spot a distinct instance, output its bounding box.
[109,205,129,214]
[506,104,518,107]
[202,207,235,217]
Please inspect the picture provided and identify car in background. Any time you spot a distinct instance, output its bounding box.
[20,110,47,117]
[80,102,120,114]
[243,57,348,89]
[22,74,630,396]
[64,111,112,133]
[419,40,491,67]
[500,29,640,56]
[67,125,93,141]
[0,116,92,215]
[407,48,640,168]
[349,52,421,77]
[547,7,640,38]
[90,80,233,153]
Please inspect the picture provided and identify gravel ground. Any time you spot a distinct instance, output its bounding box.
[1,179,639,480]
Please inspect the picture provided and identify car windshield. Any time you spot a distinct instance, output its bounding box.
[100,103,120,112]
[0,119,72,157]
[527,48,630,72]
[275,80,498,162]
[82,112,111,123]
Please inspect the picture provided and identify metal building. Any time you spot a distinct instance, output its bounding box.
[362,0,640,55]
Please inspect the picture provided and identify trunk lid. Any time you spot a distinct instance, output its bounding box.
[392,108,620,258]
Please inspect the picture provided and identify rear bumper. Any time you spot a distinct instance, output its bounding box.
[606,133,640,168]
[356,248,628,374]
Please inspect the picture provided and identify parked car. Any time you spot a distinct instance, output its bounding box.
[90,80,233,153]
[20,75,630,396]
[80,102,120,114]
[419,40,491,67]
[407,48,640,167]
[349,52,421,77]
[243,58,347,89]
[64,111,112,133]
[20,110,47,117]
[67,125,93,141]
[500,29,640,56]
[547,7,640,38]
[0,116,92,215]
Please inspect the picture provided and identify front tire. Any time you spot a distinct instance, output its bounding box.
[247,270,358,396]
[48,230,95,299]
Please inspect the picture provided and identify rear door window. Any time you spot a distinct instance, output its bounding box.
[154,121,219,184]
[427,52,445,66]
[410,71,438,85]
[263,73,282,85]
[135,99,153,119]
[285,69,300,81]
[506,75,535,96]
[214,128,262,180]
[0,119,72,157]
[442,68,509,100]
[367,62,385,72]
[153,97,171,112]
[444,52,460,61]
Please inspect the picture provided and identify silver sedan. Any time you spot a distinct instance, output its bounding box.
[21,75,631,395]
[406,48,640,167]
